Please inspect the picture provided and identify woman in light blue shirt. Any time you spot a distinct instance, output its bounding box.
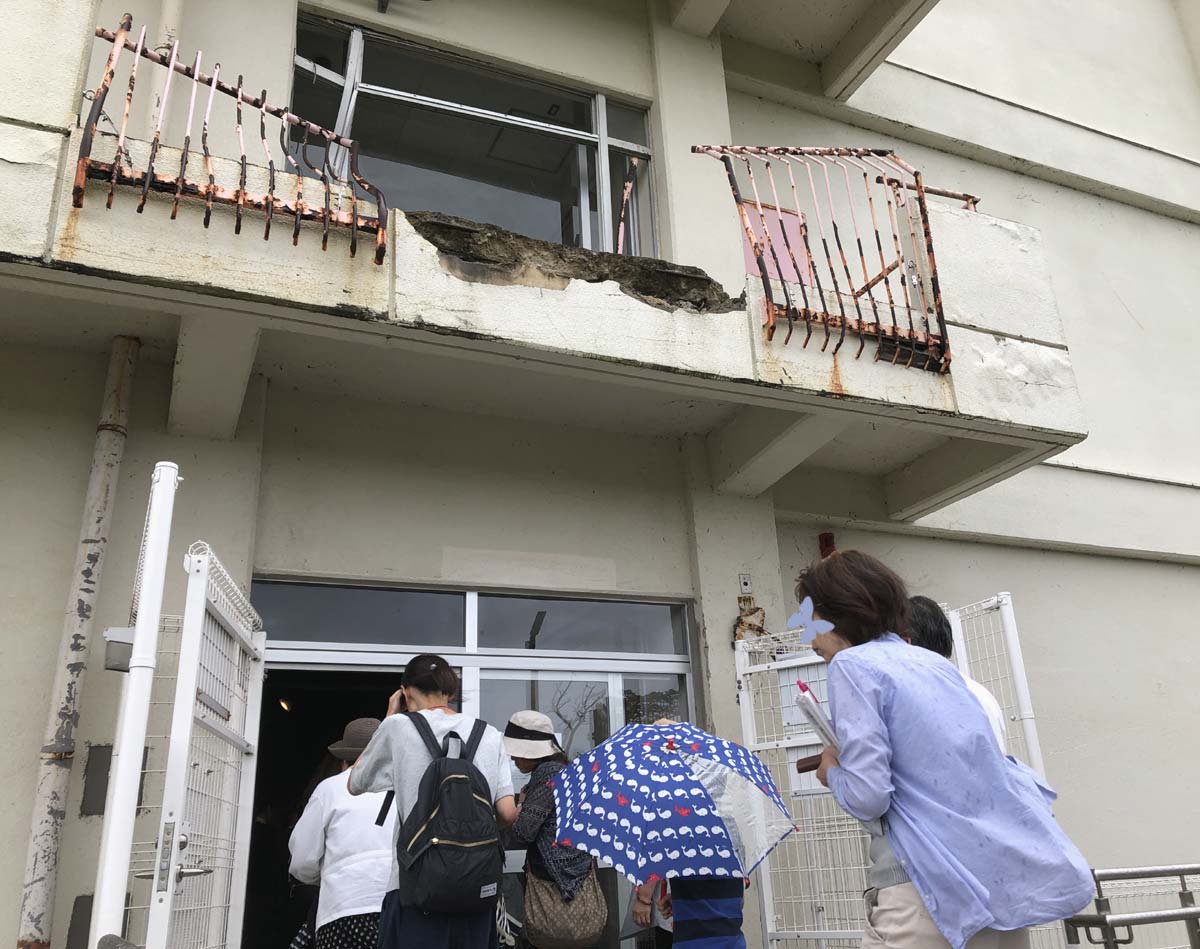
[797,551,1093,949]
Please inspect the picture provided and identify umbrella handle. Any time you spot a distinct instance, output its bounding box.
[795,753,823,774]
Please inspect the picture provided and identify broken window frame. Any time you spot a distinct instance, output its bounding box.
[291,16,655,255]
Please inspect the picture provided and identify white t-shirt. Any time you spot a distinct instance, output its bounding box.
[288,772,396,929]
[964,675,1008,751]
[348,709,515,892]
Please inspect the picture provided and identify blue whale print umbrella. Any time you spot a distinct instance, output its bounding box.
[551,721,796,885]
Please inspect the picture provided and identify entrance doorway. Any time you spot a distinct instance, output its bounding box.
[243,580,696,948]
[243,668,401,949]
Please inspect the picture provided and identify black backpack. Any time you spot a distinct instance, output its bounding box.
[375,712,503,915]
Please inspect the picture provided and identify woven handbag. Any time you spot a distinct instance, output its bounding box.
[522,863,607,949]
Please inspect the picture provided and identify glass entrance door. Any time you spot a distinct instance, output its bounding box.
[253,580,694,949]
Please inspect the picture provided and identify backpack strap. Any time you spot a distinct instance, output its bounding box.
[461,718,488,764]
[375,790,394,827]
[405,711,445,760]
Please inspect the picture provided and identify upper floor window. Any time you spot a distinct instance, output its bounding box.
[291,15,654,255]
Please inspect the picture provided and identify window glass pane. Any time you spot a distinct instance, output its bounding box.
[623,674,688,726]
[252,580,465,647]
[288,67,343,166]
[605,101,647,146]
[609,152,651,256]
[361,37,592,133]
[353,95,599,247]
[296,16,351,75]
[478,596,686,654]
[480,674,611,792]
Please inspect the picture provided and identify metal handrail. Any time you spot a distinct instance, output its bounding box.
[1069,908,1200,927]
[1094,865,1200,882]
[1064,864,1200,949]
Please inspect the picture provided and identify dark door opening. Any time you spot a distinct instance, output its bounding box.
[243,668,401,949]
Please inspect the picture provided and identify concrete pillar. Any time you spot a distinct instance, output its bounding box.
[682,435,788,944]
[646,0,745,294]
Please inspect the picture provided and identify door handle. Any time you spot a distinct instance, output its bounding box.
[133,865,212,882]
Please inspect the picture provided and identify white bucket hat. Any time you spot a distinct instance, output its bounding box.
[503,709,564,759]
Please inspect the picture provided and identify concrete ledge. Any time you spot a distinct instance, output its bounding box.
[49,131,389,319]
[0,123,64,262]
[949,326,1085,436]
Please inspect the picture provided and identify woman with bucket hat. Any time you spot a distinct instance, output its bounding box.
[289,718,396,949]
[504,710,606,948]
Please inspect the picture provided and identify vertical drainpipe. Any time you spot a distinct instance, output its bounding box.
[17,336,140,949]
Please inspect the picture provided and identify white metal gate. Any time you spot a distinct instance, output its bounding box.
[947,593,1045,777]
[142,541,266,949]
[736,592,1046,946]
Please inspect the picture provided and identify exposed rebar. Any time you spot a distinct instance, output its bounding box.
[80,17,389,262]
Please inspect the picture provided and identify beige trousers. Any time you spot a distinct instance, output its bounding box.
[861,883,1032,949]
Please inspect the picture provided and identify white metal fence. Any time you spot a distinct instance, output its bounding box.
[89,467,265,949]
[142,541,265,949]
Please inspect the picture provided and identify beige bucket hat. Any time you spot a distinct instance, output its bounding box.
[503,709,564,759]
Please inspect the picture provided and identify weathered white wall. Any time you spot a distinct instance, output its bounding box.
[727,91,1200,487]
[310,0,653,101]
[887,0,1200,161]
[0,342,265,943]
[255,386,693,597]
[776,521,1200,868]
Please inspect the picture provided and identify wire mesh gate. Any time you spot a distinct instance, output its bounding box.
[93,536,265,948]
[141,541,266,949]
[735,593,1048,946]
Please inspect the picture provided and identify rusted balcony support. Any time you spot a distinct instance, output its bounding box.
[75,15,390,264]
[693,144,968,372]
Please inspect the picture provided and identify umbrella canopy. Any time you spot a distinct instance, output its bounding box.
[551,721,795,886]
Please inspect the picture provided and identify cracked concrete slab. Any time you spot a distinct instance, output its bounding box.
[405,210,742,314]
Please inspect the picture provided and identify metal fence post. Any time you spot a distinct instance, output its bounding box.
[89,463,181,946]
[996,592,1046,778]
[1180,875,1200,949]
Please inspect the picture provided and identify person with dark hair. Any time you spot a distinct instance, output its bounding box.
[907,595,1006,750]
[349,655,517,949]
[796,551,1093,949]
[289,720,395,949]
[905,595,954,658]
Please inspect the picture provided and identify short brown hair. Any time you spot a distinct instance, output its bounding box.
[794,550,910,646]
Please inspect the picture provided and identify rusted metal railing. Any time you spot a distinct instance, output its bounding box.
[693,145,979,372]
[75,14,389,264]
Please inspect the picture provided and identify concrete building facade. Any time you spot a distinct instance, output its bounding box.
[1,0,1198,946]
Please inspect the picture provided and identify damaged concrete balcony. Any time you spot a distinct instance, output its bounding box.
[2,13,1084,526]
